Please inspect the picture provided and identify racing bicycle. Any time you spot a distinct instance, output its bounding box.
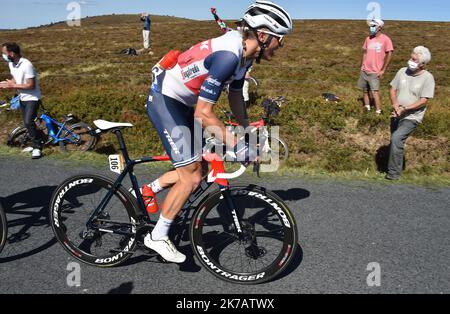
[49,120,298,284]
[7,108,97,152]
[221,96,289,164]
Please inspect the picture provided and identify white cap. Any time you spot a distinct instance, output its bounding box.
[368,18,384,28]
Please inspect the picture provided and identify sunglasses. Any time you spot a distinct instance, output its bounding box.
[258,30,285,47]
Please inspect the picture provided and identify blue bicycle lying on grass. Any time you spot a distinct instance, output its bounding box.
[7,107,97,152]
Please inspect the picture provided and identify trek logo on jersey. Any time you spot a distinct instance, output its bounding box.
[181,64,201,81]
[205,76,222,87]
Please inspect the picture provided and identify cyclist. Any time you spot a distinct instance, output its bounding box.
[143,1,293,263]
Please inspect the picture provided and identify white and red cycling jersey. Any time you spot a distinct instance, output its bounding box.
[152,30,252,107]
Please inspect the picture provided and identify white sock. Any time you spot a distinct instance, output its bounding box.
[130,179,164,198]
[151,214,173,240]
[148,179,164,194]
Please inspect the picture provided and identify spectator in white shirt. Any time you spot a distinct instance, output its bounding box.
[1,42,43,159]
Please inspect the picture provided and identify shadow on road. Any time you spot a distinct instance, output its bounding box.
[178,244,202,273]
[111,187,309,282]
[0,186,58,263]
[270,189,307,280]
[272,188,310,202]
[121,244,202,274]
[107,282,134,294]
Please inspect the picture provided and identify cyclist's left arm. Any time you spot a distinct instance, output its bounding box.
[228,78,249,128]
[195,51,241,147]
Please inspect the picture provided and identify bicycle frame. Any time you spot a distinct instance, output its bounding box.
[85,128,247,241]
[39,113,80,145]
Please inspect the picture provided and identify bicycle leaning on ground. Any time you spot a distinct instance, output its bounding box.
[49,119,298,284]
[0,201,7,254]
[220,96,289,164]
[7,106,97,152]
[0,95,20,113]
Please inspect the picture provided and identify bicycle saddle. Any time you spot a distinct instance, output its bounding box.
[94,120,134,131]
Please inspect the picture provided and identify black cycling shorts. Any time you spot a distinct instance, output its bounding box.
[147,90,203,168]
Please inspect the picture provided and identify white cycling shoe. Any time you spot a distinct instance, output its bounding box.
[144,234,186,264]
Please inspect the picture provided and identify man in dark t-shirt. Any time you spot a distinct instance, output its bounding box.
[140,13,151,49]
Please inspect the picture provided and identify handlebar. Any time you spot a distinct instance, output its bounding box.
[216,164,247,180]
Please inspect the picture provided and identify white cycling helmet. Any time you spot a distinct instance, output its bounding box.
[243,1,293,35]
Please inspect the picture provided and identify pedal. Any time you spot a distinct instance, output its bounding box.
[110,248,136,256]
[135,225,154,243]
[79,229,95,240]
[109,246,160,259]
[135,244,170,263]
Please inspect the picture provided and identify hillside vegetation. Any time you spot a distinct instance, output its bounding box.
[0,15,449,179]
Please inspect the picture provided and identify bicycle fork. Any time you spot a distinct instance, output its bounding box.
[220,187,263,259]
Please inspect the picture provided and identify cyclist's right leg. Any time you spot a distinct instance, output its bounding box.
[146,88,203,175]
[144,162,202,263]
[143,162,208,206]
[159,162,202,221]
[145,90,203,263]
[142,89,200,208]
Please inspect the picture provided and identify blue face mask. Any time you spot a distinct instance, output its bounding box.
[2,54,11,62]
[369,26,378,36]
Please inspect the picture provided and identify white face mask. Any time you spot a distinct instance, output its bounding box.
[2,54,11,62]
[408,60,420,71]
[369,26,378,35]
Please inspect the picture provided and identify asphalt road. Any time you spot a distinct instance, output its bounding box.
[0,155,449,294]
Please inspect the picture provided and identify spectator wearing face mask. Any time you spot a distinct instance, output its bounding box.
[386,46,435,180]
[358,19,394,115]
[0,42,43,159]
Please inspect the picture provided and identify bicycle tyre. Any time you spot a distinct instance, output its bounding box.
[190,185,298,285]
[247,77,259,95]
[0,201,7,254]
[49,174,139,267]
[7,125,49,148]
[261,136,289,164]
[58,122,97,152]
